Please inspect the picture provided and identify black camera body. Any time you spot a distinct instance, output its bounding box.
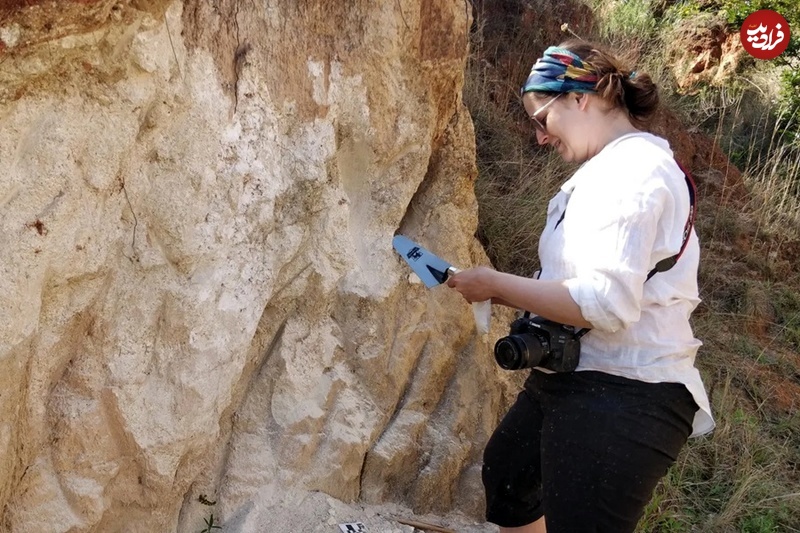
[494,315,582,372]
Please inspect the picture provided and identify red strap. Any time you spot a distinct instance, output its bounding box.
[646,160,697,280]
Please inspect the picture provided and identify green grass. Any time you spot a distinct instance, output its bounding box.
[592,0,659,46]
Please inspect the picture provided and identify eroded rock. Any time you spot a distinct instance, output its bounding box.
[0,1,518,531]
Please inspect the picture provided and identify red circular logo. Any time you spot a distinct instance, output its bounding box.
[740,10,791,60]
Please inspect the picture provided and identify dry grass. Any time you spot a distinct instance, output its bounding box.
[699,83,800,240]
[463,10,576,276]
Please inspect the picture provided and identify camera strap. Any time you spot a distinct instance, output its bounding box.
[540,160,697,339]
[645,160,697,281]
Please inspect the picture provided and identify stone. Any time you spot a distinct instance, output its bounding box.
[0,1,519,531]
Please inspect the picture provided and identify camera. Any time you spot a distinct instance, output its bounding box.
[493,315,582,372]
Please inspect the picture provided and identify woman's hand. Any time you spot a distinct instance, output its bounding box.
[446,266,497,303]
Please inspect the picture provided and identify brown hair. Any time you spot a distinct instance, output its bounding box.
[560,39,659,126]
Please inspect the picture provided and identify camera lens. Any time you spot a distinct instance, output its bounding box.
[494,334,544,370]
[494,337,524,369]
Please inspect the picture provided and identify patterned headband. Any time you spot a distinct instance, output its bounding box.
[521,46,599,95]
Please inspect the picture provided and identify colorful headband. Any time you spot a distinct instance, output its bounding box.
[521,46,599,95]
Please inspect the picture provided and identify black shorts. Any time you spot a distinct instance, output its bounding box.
[482,369,697,532]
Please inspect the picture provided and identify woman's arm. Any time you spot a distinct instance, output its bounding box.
[447,267,592,329]
[490,296,517,308]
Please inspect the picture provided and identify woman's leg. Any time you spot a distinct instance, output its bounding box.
[499,516,546,533]
[483,381,546,529]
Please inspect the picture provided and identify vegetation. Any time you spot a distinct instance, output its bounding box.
[465,0,800,530]
[198,513,222,533]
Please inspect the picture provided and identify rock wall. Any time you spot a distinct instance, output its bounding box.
[0,0,518,531]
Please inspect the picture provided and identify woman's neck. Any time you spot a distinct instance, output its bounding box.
[587,113,640,160]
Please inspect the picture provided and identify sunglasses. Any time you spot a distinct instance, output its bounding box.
[525,93,562,133]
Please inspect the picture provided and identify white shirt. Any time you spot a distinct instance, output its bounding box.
[538,132,714,437]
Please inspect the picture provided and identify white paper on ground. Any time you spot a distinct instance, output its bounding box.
[339,523,368,532]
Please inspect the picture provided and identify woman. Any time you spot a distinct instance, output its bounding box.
[447,40,715,532]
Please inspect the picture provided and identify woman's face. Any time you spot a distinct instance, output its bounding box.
[522,92,590,163]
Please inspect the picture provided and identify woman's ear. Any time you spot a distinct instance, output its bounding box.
[576,92,590,111]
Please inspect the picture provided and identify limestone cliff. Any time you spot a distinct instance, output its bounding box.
[0,1,517,531]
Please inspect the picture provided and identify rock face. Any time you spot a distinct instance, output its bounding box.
[0,1,518,531]
[666,14,745,93]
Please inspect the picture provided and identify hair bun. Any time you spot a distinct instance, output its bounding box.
[556,39,659,126]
